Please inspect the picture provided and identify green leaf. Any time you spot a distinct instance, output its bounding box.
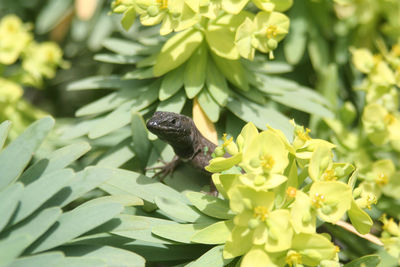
[206,58,230,107]
[188,245,232,267]
[308,25,329,71]
[159,65,185,101]
[152,223,210,244]
[212,53,249,91]
[121,7,136,31]
[221,0,248,14]
[284,0,307,65]
[205,24,239,60]
[0,117,54,191]
[348,200,373,235]
[29,201,123,253]
[191,221,233,244]
[197,89,220,122]
[93,53,142,64]
[154,28,203,76]
[155,196,213,223]
[4,208,61,251]
[0,120,11,150]
[137,54,158,68]
[95,138,135,168]
[9,252,64,267]
[100,168,188,204]
[157,90,186,113]
[269,87,333,118]
[44,167,114,208]
[76,86,147,117]
[0,183,23,231]
[242,59,293,74]
[20,142,91,185]
[88,81,159,138]
[67,75,140,91]
[0,235,32,267]
[111,214,177,244]
[56,258,106,267]
[63,245,145,267]
[227,94,293,139]
[88,11,114,51]
[102,38,148,56]
[206,153,242,173]
[186,191,234,220]
[343,255,381,267]
[60,118,102,140]
[124,67,155,79]
[35,0,72,34]
[236,86,266,105]
[13,169,74,224]
[184,43,208,99]
[131,112,152,170]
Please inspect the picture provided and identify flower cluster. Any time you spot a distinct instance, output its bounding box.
[351,46,400,147]
[111,0,291,63]
[201,121,372,267]
[0,15,66,139]
[380,214,400,265]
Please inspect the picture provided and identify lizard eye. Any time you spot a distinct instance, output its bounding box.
[171,118,176,124]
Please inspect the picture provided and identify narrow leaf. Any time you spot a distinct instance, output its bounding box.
[157,90,186,113]
[131,112,152,170]
[159,65,185,101]
[152,223,210,244]
[0,117,54,191]
[0,235,32,267]
[197,90,220,122]
[188,245,231,267]
[4,208,61,251]
[154,28,203,76]
[0,120,11,151]
[184,43,208,99]
[19,142,91,185]
[212,53,249,91]
[0,183,23,231]
[29,201,123,253]
[186,191,234,219]
[111,214,177,244]
[100,169,188,204]
[14,169,74,223]
[155,196,214,223]
[191,221,233,244]
[9,252,64,267]
[206,58,229,106]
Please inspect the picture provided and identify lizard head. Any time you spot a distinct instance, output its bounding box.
[146,111,193,143]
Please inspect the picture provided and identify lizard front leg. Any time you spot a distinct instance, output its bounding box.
[146,155,181,182]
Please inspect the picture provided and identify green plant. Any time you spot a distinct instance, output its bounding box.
[0,14,66,139]
[0,117,145,266]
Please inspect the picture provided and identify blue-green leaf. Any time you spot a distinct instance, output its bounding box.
[0,183,23,231]
[29,201,123,253]
[159,65,185,101]
[0,117,54,191]
[184,43,208,99]
[131,112,152,170]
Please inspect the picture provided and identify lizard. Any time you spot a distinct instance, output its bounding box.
[146,111,218,195]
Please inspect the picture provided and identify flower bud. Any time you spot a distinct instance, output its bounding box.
[147,6,160,17]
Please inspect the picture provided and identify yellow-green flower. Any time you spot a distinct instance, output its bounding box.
[362,103,400,145]
[22,42,67,87]
[0,14,32,65]
[235,11,289,60]
[136,0,199,35]
[240,130,289,175]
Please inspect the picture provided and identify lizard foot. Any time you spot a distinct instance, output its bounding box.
[146,156,181,182]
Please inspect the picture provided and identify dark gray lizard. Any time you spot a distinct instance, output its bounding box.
[146,111,217,194]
